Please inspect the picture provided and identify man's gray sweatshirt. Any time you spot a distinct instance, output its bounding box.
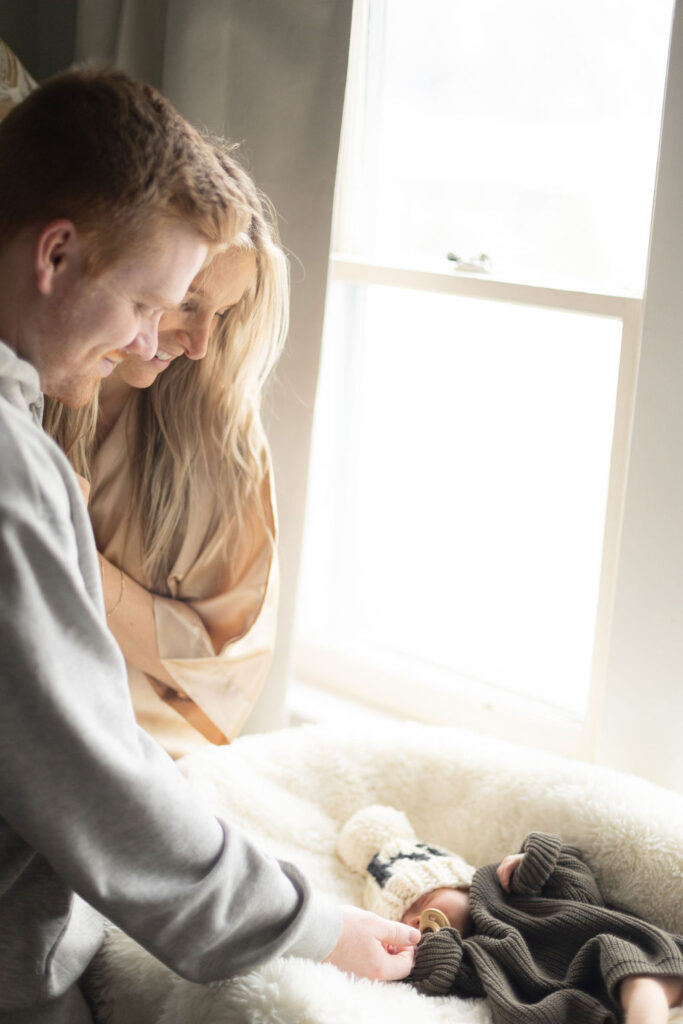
[0,342,341,1023]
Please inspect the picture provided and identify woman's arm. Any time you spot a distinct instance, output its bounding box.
[97,517,276,745]
[76,468,179,688]
[99,552,177,688]
[91,452,277,745]
[75,469,177,688]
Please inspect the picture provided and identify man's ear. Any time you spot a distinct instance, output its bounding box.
[34,220,80,296]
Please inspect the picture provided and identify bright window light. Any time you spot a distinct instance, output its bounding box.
[296,0,672,732]
[299,282,621,717]
[338,0,673,291]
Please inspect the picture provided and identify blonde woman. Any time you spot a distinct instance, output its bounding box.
[44,149,287,758]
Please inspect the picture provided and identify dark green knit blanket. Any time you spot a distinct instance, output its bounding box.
[407,832,683,1024]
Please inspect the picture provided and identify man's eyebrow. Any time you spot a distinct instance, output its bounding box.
[140,291,178,311]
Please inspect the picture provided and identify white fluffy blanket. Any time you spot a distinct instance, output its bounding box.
[89,722,683,1024]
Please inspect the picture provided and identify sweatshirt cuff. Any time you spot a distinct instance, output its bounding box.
[283,890,343,962]
[511,832,562,895]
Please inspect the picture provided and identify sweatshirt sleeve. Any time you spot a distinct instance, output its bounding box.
[0,440,341,981]
[511,832,604,905]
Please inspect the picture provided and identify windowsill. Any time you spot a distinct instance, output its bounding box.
[287,678,404,730]
[293,640,594,762]
[285,674,599,781]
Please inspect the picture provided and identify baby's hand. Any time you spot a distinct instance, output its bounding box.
[497,853,525,892]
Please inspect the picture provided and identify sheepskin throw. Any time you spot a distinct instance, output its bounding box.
[87,722,683,1024]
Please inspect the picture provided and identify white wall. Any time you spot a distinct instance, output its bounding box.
[596,0,683,793]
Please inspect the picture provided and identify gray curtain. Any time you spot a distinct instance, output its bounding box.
[0,1,78,79]
[1,0,353,732]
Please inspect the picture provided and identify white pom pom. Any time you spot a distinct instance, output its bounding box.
[337,804,416,874]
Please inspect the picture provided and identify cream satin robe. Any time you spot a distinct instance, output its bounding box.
[89,395,278,758]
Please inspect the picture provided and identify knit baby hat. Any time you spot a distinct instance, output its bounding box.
[337,804,475,921]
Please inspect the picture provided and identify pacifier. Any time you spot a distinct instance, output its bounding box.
[418,907,450,934]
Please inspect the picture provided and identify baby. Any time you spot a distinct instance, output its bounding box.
[337,805,683,1024]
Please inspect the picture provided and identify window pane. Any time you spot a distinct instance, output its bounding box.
[339,0,673,292]
[298,282,622,716]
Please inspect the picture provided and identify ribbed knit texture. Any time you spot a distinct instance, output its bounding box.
[407,832,683,1024]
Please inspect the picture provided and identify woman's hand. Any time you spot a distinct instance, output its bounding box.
[497,852,525,892]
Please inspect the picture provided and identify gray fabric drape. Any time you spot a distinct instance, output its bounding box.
[0,1,78,80]
[0,0,352,731]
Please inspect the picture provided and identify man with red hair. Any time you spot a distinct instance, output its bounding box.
[0,68,418,1024]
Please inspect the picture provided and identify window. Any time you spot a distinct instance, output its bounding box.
[295,0,674,757]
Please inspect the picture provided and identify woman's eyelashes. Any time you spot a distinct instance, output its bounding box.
[178,302,232,322]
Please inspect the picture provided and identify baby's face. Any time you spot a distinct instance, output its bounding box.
[402,887,472,937]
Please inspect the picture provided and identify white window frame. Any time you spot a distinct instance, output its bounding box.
[296,259,641,761]
[294,0,683,789]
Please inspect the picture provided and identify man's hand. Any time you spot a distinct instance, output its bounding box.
[324,905,420,981]
[497,852,525,892]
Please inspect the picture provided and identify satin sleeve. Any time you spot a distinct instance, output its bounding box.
[90,403,279,750]
[152,536,278,743]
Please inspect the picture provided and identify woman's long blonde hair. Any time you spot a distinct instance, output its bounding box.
[43,143,289,594]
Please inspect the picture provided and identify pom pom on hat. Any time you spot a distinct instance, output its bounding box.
[337,804,416,874]
[337,804,475,922]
